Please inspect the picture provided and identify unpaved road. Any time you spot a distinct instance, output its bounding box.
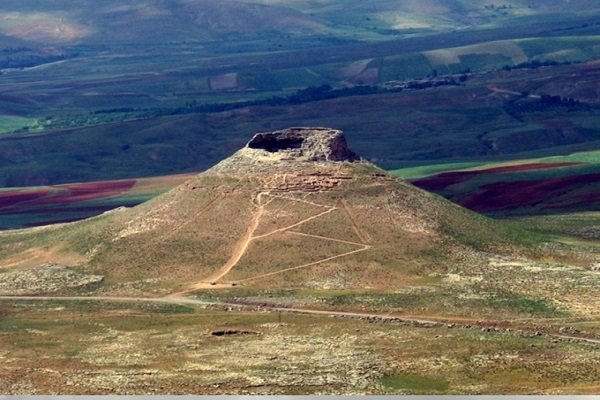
[196,193,267,286]
[488,85,542,99]
[1,295,599,346]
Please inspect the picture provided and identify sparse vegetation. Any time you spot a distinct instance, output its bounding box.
[0,298,598,394]
[484,290,563,317]
[379,373,450,393]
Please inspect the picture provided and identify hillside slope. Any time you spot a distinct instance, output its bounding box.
[0,0,329,44]
[0,128,525,297]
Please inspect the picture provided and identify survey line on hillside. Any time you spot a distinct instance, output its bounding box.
[159,183,246,244]
[176,190,373,293]
[236,244,371,284]
[341,199,371,244]
[287,230,367,247]
[252,207,337,240]
[161,196,220,240]
[271,194,335,209]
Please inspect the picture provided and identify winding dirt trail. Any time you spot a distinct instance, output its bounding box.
[191,193,268,289]
[169,192,271,294]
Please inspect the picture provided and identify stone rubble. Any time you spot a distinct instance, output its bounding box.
[0,264,104,295]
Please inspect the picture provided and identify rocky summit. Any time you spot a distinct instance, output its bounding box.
[209,127,359,174]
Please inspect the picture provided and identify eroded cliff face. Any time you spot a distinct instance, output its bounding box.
[208,127,360,174]
[247,127,359,162]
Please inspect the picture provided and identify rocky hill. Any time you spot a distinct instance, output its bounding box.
[0,127,526,296]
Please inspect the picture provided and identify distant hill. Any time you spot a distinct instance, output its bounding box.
[0,33,67,69]
[246,0,600,33]
[1,0,599,46]
[0,0,329,45]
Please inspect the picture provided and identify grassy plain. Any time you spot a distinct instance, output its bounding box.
[1,298,599,394]
[0,115,39,135]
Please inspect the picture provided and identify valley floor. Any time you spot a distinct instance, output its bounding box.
[0,296,599,395]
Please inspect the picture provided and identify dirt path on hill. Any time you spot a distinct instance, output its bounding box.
[169,192,271,294]
[192,194,268,288]
[177,190,370,293]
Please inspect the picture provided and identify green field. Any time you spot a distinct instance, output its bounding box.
[0,115,40,134]
[2,59,600,186]
[392,150,600,179]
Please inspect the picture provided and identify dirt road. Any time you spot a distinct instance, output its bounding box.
[1,295,599,345]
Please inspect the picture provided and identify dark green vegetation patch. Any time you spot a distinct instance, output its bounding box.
[379,373,450,393]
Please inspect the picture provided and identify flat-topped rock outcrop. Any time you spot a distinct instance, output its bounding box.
[209,127,360,174]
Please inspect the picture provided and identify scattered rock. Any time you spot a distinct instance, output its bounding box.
[210,329,260,337]
[0,264,104,295]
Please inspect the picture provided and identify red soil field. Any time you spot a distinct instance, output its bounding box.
[413,162,584,192]
[0,191,50,209]
[0,174,199,228]
[457,173,600,213]
[54,180,137,204]
[481,162,583,174]
[0,180,136,213]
